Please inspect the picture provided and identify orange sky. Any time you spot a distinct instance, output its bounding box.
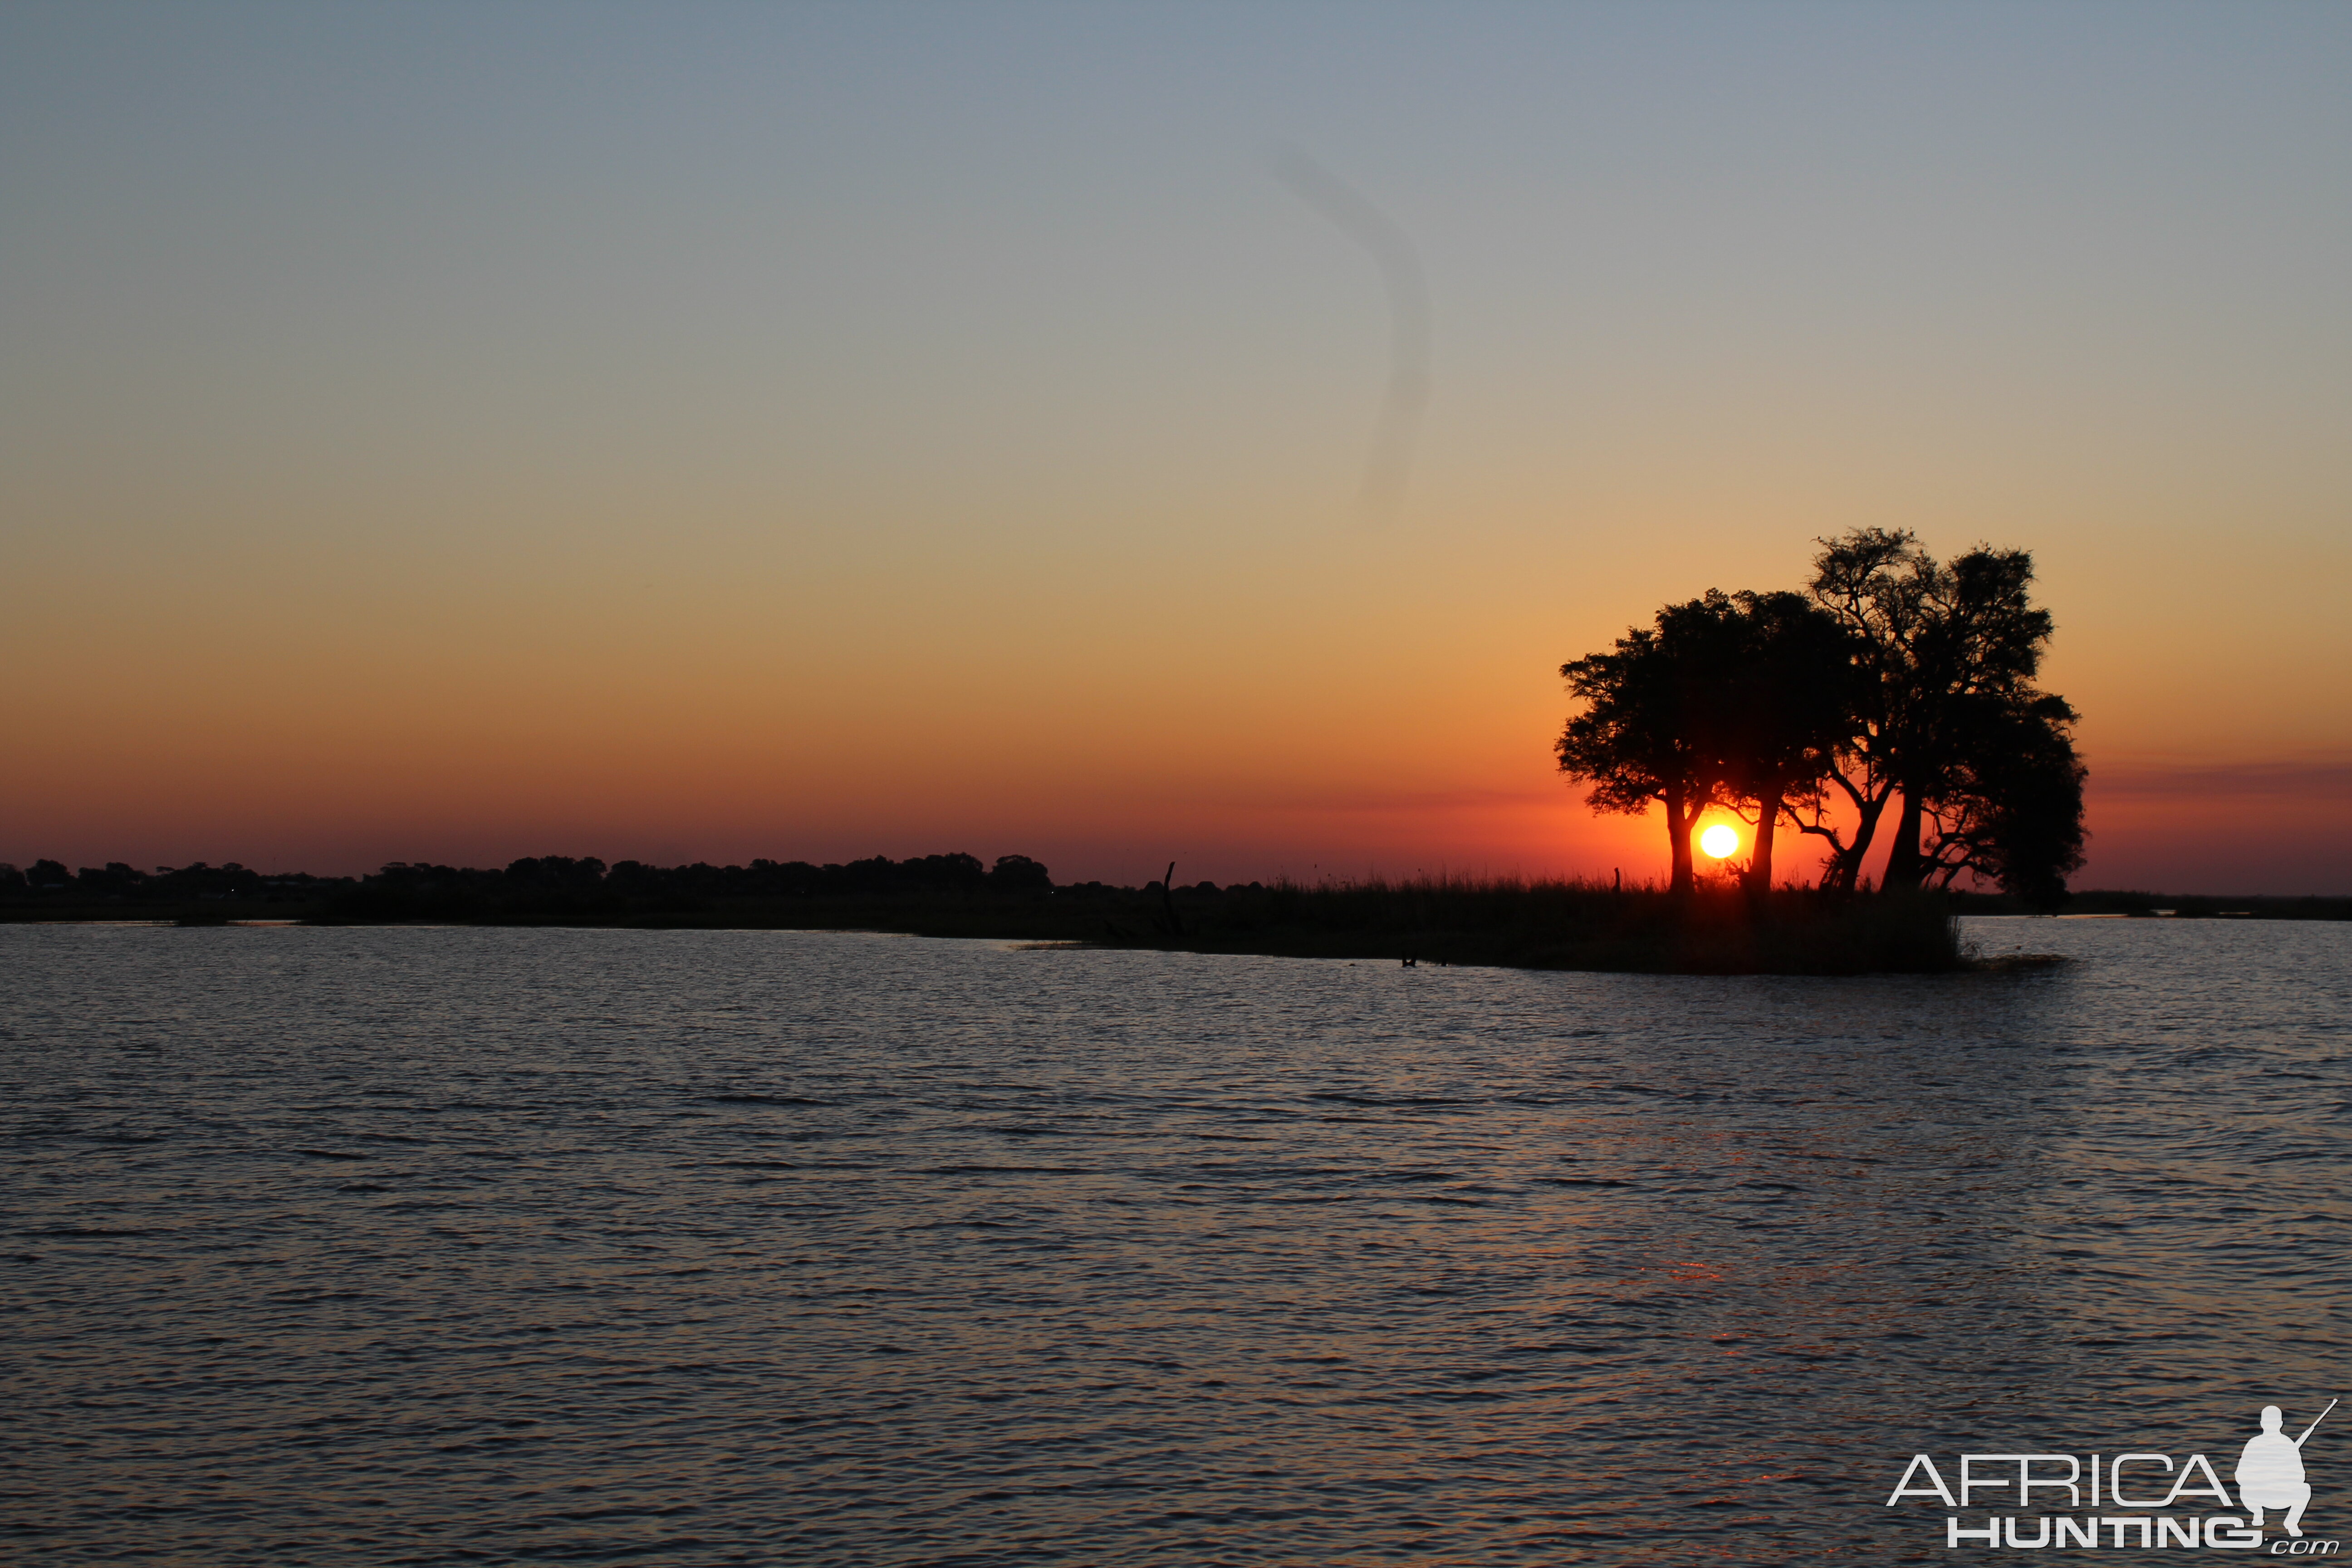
[5,5,2348,891]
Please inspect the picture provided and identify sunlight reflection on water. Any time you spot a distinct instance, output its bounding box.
[4,919,2346,1563]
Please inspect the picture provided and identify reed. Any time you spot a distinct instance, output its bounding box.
[1099,876,1972,975]
[0,867,2010,973]
[329,875,1979,975]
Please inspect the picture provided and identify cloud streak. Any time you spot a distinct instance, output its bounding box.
[1268,145,1432,525]
[2090,759,2352,799]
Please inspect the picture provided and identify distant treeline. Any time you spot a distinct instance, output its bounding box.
[3,856,2343,926]
[0,859,345,902]
[326,852,1138,920]
[0,852,1267,921]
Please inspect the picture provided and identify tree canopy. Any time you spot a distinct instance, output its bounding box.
[1557,531,2087,906]
[1555,598,1724,896]
[1557,588,1855,894]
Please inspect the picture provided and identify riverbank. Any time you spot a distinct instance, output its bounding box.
[2,878,2010,975]
[1066,879,1978,975]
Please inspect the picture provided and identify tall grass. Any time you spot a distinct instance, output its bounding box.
[1137,874,1965,974]
[270,867,1970,974]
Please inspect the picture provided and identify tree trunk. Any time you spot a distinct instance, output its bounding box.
[1833,790,1891,893]
[1880,788,1928,890]
[1746,786,1783,896]
[1664,792,1695,895]
[1816,773,1892,894]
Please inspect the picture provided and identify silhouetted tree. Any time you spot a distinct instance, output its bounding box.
[1558,594,1751,894]
[902,853,987,887]
[504,855,608,889]
[1801,529,2082,893]
[74,862,149,897]
[1916,690,2087,907]
[1706,591,1863,894]
[988,854,1052,891]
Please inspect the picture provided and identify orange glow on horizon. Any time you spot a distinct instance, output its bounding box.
[5,8,2350,894]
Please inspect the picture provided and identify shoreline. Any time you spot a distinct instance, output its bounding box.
[12,882,2338,973]
[0,884,2073,975]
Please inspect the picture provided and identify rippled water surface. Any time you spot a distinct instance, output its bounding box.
[4,920,2347,1563]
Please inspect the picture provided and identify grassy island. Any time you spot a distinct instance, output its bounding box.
[25,853,2341,974]
[0,856,2050,974]
[1030,878,1987,975]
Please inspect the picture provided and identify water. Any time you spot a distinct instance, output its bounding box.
[3,919,2346,1564]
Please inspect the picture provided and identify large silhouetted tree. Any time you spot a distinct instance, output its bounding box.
[1559,589,1858,895]
[1707,590,1863,893]
[1556,598,1736,895]
[1794,529,1931,889]
[1561,531,2084,902]
[1916,690,2087,906]
[1798,529,2083,894]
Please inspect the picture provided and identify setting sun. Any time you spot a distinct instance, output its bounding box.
[1699,824,1741,860]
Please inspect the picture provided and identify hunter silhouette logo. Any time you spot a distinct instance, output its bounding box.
[1885,1397,2339,1552]
[2242,1401,2334,1539]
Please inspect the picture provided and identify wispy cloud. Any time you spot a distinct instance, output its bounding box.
[1268,145,1432,526]
[2089,758,2352,799]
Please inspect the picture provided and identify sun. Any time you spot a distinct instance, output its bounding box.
[1698,823,1741,859]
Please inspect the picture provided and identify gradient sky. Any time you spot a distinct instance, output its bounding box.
[5,1,2349,891]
